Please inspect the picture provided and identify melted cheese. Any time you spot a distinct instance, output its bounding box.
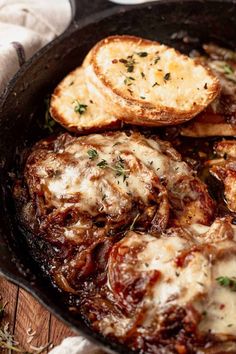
[105,219,236,339]
[33,132,189,220]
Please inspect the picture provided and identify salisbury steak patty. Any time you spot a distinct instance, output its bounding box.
[13,131,214,293]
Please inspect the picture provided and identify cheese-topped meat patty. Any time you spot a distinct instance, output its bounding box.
[181,44,236,137]
[91,218,236,353]
[208,140,236,213]
[14,131,214,292]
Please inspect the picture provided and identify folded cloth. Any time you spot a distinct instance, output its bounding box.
[49,337,106,354]
[0,0,71,92]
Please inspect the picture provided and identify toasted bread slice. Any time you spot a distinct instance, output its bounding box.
[50,66,119,133]
[84,35,220,127]
[181,47,236,137]
[180,112,236,137]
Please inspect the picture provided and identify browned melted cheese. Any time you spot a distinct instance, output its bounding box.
[15,131,219,352]
[101,219,236,344]
[209,140,236,213]
[24,131,214,237]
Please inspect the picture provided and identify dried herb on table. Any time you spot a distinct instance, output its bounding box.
[0,297,50,353]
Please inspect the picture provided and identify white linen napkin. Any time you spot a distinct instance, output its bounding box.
[0,1,107,353]
[0,0,71,92]
[49,337,106,354]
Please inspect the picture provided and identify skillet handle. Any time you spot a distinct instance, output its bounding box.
[71,0,117,23]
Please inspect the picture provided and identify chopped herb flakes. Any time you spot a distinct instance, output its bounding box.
[152,82,159,87]
[97,159,108,169]
[124,76,135,86]
[136,52,148,57]
[141,72,146,79]
[154,56,161,64]
[87,149,98,160]
[74,101,88,115]
[164,73,171,81]
[140,96,146,99]
[120,57,136,73]
[216,276,236,291]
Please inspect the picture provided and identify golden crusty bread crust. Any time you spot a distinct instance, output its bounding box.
[84,35,220,126]
[50,66,120,133]
[180,112,236,137]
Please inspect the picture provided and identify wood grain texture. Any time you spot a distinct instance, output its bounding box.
[49,314,74,347]
[0,277,75,353]
[14,288,50,352]
[0,277,19,354]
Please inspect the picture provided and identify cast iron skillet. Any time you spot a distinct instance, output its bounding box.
[0,0,236,353]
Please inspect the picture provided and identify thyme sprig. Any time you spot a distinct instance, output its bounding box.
[113,156,130,181]
[0,298,51,353]
[97,156,130,181]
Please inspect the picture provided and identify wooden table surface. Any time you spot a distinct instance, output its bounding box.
[0,276,74,353]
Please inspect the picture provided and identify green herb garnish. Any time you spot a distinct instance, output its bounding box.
[74,101,88,115]
[114,156,129,181]
[97,156,130,181]
[97,159,108,169]
[216,276,236,291]
[120,57,136,73]
[124,76,135,86]
[87,149,98,160]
